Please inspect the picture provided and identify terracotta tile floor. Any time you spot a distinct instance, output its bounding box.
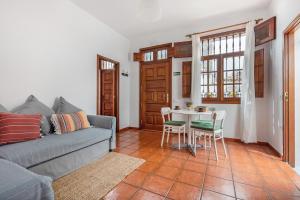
[104,129,300,200]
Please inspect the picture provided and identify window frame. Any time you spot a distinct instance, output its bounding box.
[200,29,245,104]
[140,43,172,63]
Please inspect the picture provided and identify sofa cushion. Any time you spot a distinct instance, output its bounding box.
[53,97,81,114]
[191,120,212,124]
[51,111,90,134]
[191,121,222,131]
[0,159,54,200]
[164,120,186,126]
[0,113,42,145]
[0,104,7,112]
[11,95,54,135]
[0,128,112,168]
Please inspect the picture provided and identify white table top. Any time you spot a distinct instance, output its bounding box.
[171,109,212,115]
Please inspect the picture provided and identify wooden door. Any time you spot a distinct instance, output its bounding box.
[101,70,115,116]
[140,60,172,130]
[97,55,119,131]
[283,14,300,167]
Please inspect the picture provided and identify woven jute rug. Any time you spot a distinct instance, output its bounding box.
[53,152,145,200]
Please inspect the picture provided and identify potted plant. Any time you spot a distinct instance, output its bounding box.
[186,102,193,110]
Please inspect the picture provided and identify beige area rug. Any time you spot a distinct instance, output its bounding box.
[53,152,145,200]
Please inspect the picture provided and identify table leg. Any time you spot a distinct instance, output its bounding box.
[171,113,203,156]
[187,114,203,156]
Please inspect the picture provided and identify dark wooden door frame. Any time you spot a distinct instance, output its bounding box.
[283,14,300,167]
[97,55,120,132]
[139,43,173,129]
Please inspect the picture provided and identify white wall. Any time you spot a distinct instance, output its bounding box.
[295,30,300,170]
[267,0,300,154]
[129,8,271,139]
[0,0,131,129]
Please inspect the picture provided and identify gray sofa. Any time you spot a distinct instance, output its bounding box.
[0,115,116,179]
[0,98,116,200]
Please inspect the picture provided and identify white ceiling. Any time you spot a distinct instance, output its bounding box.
[70,0,272,38]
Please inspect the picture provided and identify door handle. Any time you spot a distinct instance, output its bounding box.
[166,93,169,104]
[284,92,289,102]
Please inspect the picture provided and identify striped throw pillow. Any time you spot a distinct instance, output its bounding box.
[0,113,42,145]
[51,111,90,134]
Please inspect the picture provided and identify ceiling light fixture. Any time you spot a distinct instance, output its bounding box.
[137,0,162,22]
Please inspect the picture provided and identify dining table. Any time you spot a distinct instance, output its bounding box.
[171,109,212,156]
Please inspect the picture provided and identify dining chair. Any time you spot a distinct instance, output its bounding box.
[190,111,227,160]
[160,107,186,149]
[191,107,215,144]
[191,107,215,124]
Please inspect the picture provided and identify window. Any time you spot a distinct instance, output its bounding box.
[157,49,168,60]
[101,60,115,70]
[200,29,246,104]
[142,48,169,62]
[144,51,154,62]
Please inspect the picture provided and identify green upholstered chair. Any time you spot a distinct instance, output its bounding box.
[191,107,215,124]
[190,111,227,160]
[191,120,213,125]
[160,107,186,149]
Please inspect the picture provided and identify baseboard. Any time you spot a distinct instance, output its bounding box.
[224,137,282,158]
[118,129,282,158]
[118,127,129,132]
[266,143,282,158]
[118,127,140,133]
[254,141,282,158]
[224,138,242,143]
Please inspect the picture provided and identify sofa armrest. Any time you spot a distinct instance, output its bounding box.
[0,159,54,200]
[87,115,116,150]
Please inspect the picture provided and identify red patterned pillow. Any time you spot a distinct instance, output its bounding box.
[0,113,41,145]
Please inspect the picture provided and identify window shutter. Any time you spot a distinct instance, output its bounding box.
[255,16,276,46]
[182,61,192,98]
[174,41,192,58]
[255,49,264,98]
[168,47,175,58]
[133,52,143,62]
